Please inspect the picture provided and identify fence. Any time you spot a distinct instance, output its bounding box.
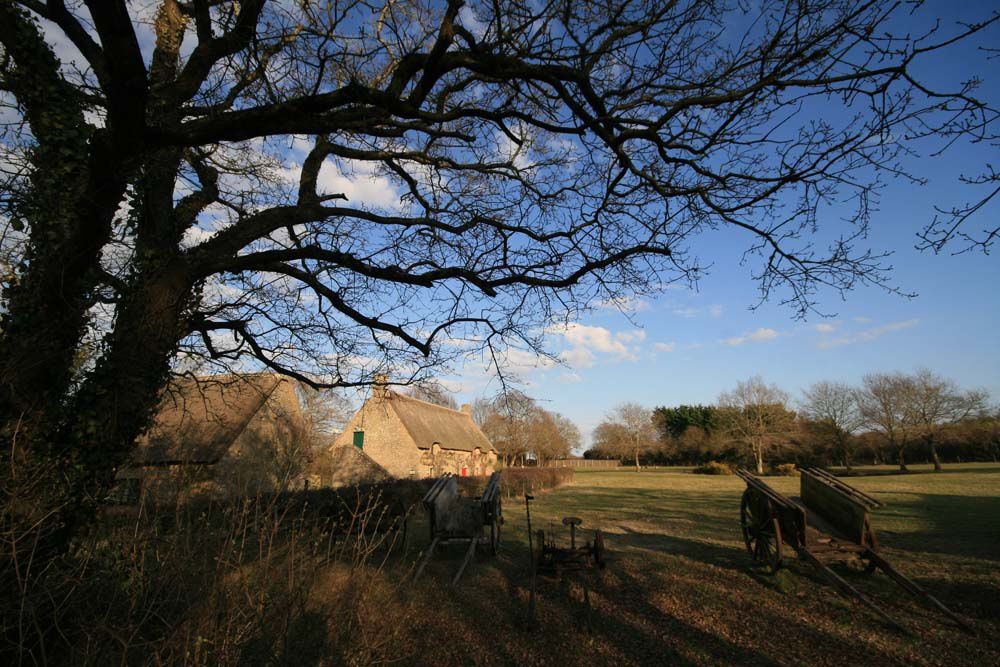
[547,458,621,469]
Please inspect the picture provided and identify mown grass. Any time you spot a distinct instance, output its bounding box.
[398,463,1000,666]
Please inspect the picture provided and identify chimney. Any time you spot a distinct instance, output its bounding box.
[460,403,472,415]
[373,374,389,400]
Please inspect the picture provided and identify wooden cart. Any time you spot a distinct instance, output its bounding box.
[413,471,502,585]
[736,467,974,634]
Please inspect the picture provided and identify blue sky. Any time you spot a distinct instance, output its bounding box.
[444,1,1000,447]
[33,1,994,447]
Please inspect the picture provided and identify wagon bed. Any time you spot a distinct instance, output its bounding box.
[736,467,973,635]
[413,471,502,585]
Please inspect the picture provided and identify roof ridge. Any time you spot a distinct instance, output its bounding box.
[391,390,469,416]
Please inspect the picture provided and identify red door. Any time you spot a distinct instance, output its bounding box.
[461,467,468,477]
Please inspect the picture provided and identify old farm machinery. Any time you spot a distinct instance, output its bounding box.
[413,471,502,585]
[737,467,974,634]
[525,493,606,630]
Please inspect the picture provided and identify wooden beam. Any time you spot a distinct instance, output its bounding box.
[865,550,976,635]
[413,537,439,583]
[452,538,478,586]
[798,547,909,635]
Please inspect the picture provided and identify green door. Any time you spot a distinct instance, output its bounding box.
[353,431,365,449]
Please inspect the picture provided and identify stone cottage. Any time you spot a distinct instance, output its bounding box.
[116,373,305,501]
[329,381,497,480]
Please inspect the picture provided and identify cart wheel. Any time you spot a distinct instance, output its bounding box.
[740,489,782,573]
[592,530,606,568]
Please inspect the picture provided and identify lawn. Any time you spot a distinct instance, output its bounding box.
[398,464,1000,666]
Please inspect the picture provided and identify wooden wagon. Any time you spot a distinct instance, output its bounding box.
[736,467,974,634]
[413,471,502,585]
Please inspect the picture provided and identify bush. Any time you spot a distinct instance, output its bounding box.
[769,463,800,476]
[495,467,574,497]
[692,461,734,475]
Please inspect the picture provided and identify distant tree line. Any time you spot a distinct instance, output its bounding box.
[586,371,996,472]
[472,390,581,468]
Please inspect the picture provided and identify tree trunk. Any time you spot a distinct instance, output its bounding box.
[634,447,640,472]
[897,442,908,472]
[0,15,129,444]
[28,262,194,558]
[754,442,764,474]
[928,436,943,472]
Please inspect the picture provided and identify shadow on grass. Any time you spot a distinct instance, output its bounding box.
[836,465,1000,477]
[872,493,1000,562]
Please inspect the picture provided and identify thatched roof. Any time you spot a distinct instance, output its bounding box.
[386,391,496,453]
[132,373,298,465]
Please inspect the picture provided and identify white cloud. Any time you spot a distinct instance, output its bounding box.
[653,342,676,352]
[316,159,401,209]
[560,347,597,368]
[557,373,582,383]
[818,319,918,349]
[722,328,780,346]
[595,295,651,312]
[673,304,724,318]
[853,316,872,324]
[813,322,838,333]
[552,322,643,368]
[280,158,401,210]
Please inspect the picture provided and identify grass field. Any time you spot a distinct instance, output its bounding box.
[399,464,1000,666]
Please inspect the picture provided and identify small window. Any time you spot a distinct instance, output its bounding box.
[353,431,365,449]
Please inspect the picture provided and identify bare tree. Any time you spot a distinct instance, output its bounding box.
[550,413,582,458]
[478,390,540,467]
[596,403,657,471]
[719,377,794,473]
[857,372,914,471]
[1,0,997,563]
[403,382,459,410]
[591,421,628,462]
[906,369,989,471]
[298,386,355,439]
[800,381,864,472]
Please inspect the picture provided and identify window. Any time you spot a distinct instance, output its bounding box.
[353,431,365,449]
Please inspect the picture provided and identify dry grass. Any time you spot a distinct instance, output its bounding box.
[9,464,998,665]
[399,463,1000,666]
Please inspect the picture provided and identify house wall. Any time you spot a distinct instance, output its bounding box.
[329,398,498,479]
[417,446,497,477]
[330,397,424,478]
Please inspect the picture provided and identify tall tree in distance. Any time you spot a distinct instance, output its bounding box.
[595,403,657,471]
[800,381,864,472]
[857,372,914,471]
[906,369,989,472]
[0,0,997,563]
[719,377,794,474]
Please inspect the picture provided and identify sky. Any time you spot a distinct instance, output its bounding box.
[439,2,1000,448]
[25,1,999,450]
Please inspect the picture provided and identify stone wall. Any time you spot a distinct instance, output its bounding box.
[418,445,497,477]
[331,397,424,477]
[330,396,498,479]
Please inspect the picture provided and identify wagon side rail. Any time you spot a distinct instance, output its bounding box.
[736,468,807,547]
[735,468,801,514]
[802,467,882,509]
[480,471,501,505]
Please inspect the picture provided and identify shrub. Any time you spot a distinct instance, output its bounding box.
[495,467,574,497]
[692,461,734,475]
[770,463,800,476]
